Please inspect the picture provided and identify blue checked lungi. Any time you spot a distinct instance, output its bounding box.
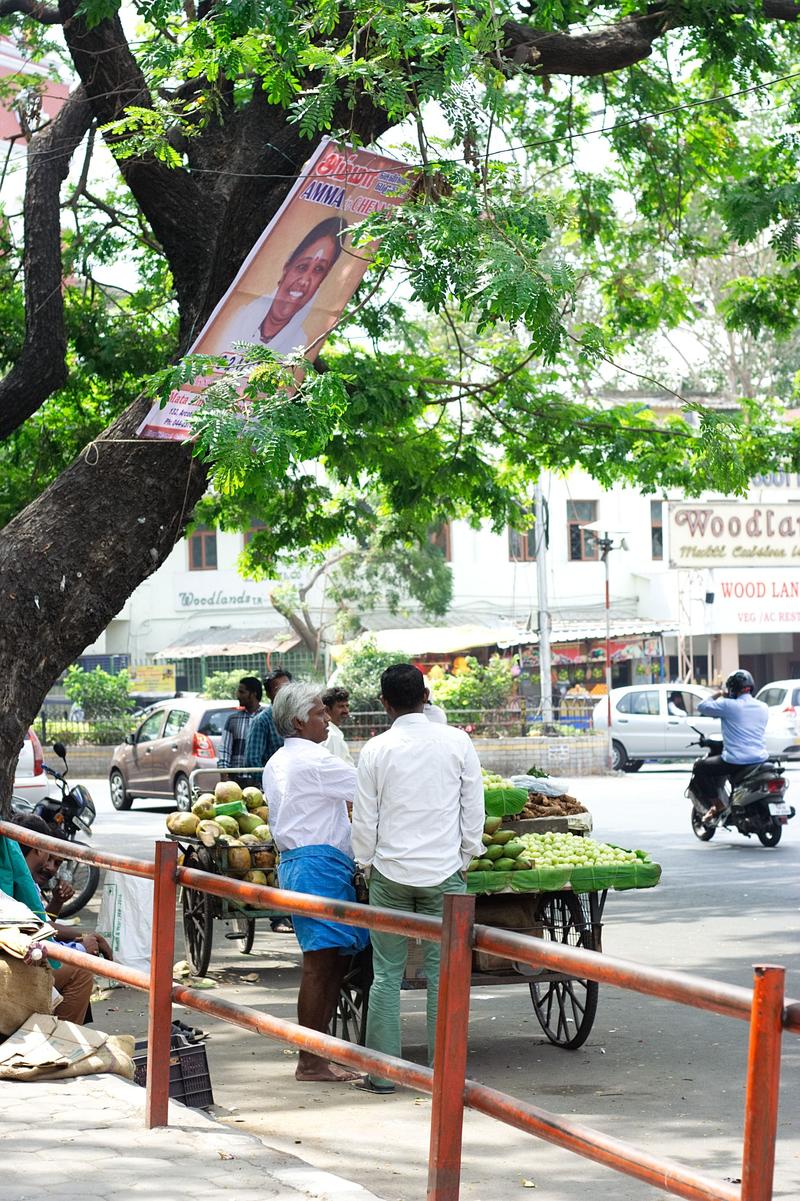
[278,844,369,954]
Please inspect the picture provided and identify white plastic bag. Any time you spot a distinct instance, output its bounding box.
[95,872,153,984]
[509,774,571,797]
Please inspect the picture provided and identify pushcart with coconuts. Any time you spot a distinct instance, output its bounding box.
[167,768,284,977]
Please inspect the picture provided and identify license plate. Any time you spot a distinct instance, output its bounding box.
[769,802,790,816]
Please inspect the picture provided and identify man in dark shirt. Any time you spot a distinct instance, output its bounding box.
[217,676,263,786]
[244,669,292,768]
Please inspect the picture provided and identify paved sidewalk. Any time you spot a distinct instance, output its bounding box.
[0,1073,385,1201]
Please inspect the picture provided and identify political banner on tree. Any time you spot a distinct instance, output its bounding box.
[137,138,416,440]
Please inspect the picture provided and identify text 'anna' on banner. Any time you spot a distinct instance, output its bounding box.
[136,138,416,441]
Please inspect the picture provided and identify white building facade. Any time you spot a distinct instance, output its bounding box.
[78,466,800,694]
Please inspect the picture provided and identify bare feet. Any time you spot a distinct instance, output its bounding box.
[295,1062,360,1083]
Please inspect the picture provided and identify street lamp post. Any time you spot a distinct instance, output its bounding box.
[587,525,628,771]
[597,533,614,757]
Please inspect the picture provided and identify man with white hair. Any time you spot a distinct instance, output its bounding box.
[263,682,368,1083]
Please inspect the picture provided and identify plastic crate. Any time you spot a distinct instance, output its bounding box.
[132,1033,214,1109]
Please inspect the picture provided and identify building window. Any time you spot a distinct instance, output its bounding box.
[507,504,537,562]
[244,519,267,547]
[429,522,452,561]
[508,523,536,562]
[567,500,598,561]
[188,526,217,571]
[650,500,663,560]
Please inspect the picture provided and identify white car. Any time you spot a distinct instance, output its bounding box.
[592,684,718,771]
[12,727,49,807]
[755,680,800,759]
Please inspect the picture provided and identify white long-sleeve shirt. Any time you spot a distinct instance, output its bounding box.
[263,737,357,857]
[352,713,485,886]
[324,720,354,766]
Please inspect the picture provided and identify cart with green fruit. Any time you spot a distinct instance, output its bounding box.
[333,773,661,1051]
[165,774,283,976]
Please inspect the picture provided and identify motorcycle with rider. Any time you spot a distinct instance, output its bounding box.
[687,669,795,846]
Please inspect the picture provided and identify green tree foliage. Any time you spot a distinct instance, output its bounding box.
[62,665,135,720]
[201,670,242,699]
[334,638,409,711]
[0,254,177,526]
[431,656,514,714]
[7,1,800,559]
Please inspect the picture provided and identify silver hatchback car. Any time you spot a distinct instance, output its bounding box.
[592,684,718,771]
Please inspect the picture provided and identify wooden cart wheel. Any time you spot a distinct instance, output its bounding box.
[329,949,373,1046]
[235,916,256,954]
[182,850,215,977]
[529,892,599,1050]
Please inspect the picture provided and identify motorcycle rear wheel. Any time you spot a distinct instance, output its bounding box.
[757,823,782,847]
[58,845,101,917]
[690,809,715,842]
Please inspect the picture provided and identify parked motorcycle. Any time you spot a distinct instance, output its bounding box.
[11,742,99,916]
[686,727,794,846]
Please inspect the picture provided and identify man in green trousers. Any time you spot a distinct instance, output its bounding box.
[351,663,484,1093]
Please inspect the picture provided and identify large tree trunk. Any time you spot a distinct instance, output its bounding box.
[0,14,392,813]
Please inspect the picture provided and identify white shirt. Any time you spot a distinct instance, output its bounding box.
[324,721,354,766]
[352,713,485,886]
[424,701,448,725]
[212,294,315,358]
[262,737,357,857]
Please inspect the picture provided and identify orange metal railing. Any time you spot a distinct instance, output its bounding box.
[1,820,796,1201]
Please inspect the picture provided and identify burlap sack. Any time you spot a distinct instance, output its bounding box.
[0,954,53,1037]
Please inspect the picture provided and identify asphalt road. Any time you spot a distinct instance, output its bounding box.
[80,765,800,1201]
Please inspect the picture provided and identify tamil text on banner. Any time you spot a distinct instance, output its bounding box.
[137,138,415,440]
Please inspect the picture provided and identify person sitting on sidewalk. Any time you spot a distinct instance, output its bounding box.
[263,682,368,1083]
[9,814,113,1024]
[351,663,484,1094]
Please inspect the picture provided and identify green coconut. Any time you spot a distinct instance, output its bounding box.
[166,812,199,837]
[242,787,265,812]
[214,780,244,804]
[236,812,265,836]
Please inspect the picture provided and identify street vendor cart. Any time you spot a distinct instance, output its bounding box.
[169,771,660,1051]
[168,768,285,976]
[331,783,661,1051]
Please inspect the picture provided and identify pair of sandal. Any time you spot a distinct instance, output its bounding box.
[354,1077,395,1095]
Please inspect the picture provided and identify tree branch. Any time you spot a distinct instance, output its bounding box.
[0,0,60,22]
[501,3,800,78]
[0,87,92,441]
[57,0,213,333]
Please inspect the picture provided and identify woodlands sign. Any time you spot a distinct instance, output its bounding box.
[668,502,800,568]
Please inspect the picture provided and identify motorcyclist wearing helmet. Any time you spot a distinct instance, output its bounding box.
[692,670,768,824]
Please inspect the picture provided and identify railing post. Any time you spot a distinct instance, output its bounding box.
[145,839,178,1129]
[741,964,785,1201]
[427,891,475,1201]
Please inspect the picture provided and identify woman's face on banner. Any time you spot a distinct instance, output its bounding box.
[271,234,338,324]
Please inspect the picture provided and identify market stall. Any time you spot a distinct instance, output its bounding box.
[164,769,661,1051]
[333,771,661,1050]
